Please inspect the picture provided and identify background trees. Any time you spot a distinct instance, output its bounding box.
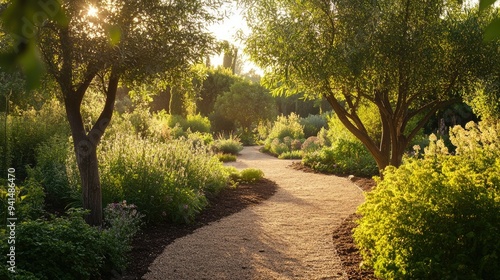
[243,0,500,173]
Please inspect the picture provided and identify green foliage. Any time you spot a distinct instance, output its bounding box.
[197,67,241,116]
[1,209,104,280]
[26,135,76,211]
[301,136,322,154]
[216,153,237,162]
[300,114,328,138]
[303,139,378,177]
[101,201,144,272]
[212,80,277,133]
[278,150,303,159]
[354,121,500,279]
[226,167,265,185]
[1,99,69,180]
[236,168,265,184]
[212,133,244,155]
[89,133,230,223]
[267,113,304,141]
[0,179,45,226]
[167,114,211,133]
[0,208,143,279]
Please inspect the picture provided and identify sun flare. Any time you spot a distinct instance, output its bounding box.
[87,5,98,17]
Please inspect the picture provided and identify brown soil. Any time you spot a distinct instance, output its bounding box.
[119,147,377,279]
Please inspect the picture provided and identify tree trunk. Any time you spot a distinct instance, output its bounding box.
[63,71,118,226]
[73,136,102,226]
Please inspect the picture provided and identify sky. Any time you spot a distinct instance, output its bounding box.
[206,2,263,75]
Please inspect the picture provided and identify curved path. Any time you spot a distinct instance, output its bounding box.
[144,146,365,280]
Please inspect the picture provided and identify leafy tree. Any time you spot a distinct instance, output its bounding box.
[243,0,500,173]
[1,0,222,225]
[197,67,241,116]
[213,80,277,133]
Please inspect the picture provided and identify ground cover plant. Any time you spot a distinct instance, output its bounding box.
[354,120,500,279]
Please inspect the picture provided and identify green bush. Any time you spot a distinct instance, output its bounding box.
[0,208,143,279]
[2,99,69,180]
[0,179,45,226]
[26,135,76,211]
[278,150,303,159]
[269,138,290,156]
[216,153,237,162]
[303,139,378,177]
[267,113,304,141]
[212,133,243,155]
[0,209,104,280]
[354,121,500,279]
[300,114,328,138]
[101,201,143,272]
[90,133,230,223]
[167,114,211,134]
[185,114,211,133]
[301,136,322,153]
[239,168,264,183]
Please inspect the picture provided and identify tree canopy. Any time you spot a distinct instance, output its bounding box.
[243,0,500,172]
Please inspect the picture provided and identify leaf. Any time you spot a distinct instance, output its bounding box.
[484,18,500,41]
[107,25,122,46]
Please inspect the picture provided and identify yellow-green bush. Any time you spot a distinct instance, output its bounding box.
[354,121,500,279]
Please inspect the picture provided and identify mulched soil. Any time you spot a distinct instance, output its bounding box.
[119,163,377,280]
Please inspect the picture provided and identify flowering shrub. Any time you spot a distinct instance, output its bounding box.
[102,201,144,272]
[354,121,500,279]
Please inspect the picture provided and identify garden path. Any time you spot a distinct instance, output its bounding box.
[144,146,365,280]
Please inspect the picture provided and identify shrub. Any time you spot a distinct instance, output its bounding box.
[300,114,328,138]
[101,201,144,272]
[212,133,243,155]
[0,208,143,279]
[2,99,69,180]
[278,150,303,159]
[185,114,211,133]
[269,138,290,156]
[0,209,105,280]
[26,135,76,211]
[216,153,237,162]
[301,136,322,153]
[0,178,45,226]
[238,168,265,184]
[267,113,304,141]
[88,133,230,223]
[354,122,500,279]
[303,139,378,177]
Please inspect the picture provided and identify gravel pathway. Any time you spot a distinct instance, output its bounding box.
[144,146,365,280]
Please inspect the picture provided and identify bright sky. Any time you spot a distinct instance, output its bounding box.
[207,2,263,75]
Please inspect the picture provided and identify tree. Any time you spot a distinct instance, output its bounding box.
[213,80,277,132]
[243,0,500,173]
[197,67,240,116]
[1,0,222,225]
